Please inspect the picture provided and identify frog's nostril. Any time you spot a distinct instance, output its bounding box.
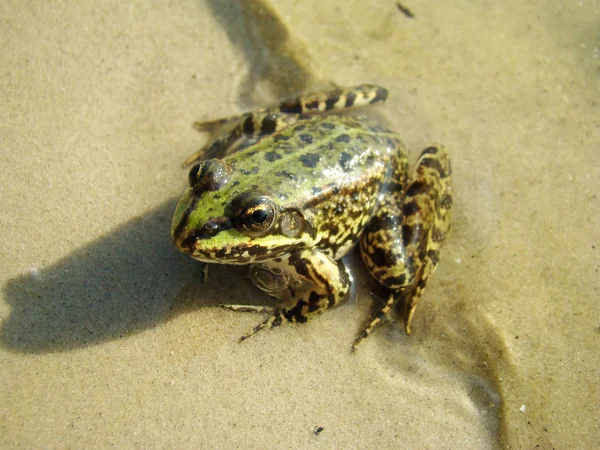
[194,218,233,240]
[200,222,220,238]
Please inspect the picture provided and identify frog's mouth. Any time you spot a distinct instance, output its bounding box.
[177,227,300,265]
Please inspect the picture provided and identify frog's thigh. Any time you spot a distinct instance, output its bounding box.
[359,145,452,342]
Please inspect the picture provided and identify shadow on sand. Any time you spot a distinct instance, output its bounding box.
[1,197,255,354]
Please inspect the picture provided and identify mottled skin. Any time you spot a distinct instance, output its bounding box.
[171,84,452,349]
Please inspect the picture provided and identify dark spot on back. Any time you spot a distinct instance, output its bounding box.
[265,151,282,162]
[275,170,298,182]
[274,134,291,142]
[339,152,352,171]
[320,122,336,130]
[299,153,320,168]
[299,133,314,144]
[336,134,351,144]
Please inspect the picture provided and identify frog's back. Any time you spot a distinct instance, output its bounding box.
[226,115,399,208]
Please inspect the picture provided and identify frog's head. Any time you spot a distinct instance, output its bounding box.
[171,159,313,264]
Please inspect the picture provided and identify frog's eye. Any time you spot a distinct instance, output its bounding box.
[188,159,232,193]
[232,194,278,236]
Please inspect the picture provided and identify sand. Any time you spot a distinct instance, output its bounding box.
[1,0,598,448]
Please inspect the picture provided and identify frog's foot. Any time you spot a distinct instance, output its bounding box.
[220,304,281,342]
[351,293,395,352]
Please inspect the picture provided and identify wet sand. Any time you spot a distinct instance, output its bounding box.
[1,1,598,448]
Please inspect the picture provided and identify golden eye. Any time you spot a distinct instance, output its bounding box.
[240,201,276,233]
[231,193,278,236]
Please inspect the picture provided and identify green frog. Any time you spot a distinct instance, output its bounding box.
[171,84,452,350]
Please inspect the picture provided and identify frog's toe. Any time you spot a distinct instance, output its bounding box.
[238,312,284,343]
[220,304,274,314]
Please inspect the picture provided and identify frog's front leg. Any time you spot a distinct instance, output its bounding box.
[234,249,350,342]
[356,145,452,349]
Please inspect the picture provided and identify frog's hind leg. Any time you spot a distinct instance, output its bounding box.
[401,145,452,335]
[358,144,452,346]
[277,83,388,115]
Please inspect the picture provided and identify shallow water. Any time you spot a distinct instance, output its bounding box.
[1,0,599,448]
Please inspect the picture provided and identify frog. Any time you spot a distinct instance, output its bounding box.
[171,84,452,350]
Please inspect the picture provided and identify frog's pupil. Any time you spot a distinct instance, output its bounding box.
[252,209,268,223]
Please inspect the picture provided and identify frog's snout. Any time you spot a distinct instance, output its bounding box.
[172,203,232,254]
